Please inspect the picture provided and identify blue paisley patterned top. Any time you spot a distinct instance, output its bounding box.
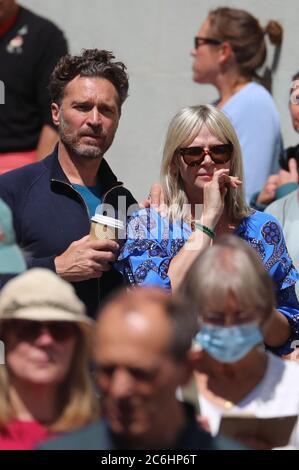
[116,208,299,355]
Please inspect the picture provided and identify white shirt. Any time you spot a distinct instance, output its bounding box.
[199,352,299,448]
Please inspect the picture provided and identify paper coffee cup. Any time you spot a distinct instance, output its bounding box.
[90,214,125,241]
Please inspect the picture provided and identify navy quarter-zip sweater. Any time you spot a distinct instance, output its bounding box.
[0,146,137,317]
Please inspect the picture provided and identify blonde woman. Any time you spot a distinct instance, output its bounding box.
[116,105,299,356]
[0,268,99,450]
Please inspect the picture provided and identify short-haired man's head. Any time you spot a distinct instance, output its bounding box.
[180,234,275,325]
[49,49,129,111]
[97,287,197,362]
[95,288,195,447]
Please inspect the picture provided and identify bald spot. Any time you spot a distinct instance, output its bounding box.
[94,289,175,366]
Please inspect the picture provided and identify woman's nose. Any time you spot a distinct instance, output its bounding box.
[34,326,55,344]
[201,151,214,165]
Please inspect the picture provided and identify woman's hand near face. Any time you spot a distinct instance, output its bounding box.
[202,169,242,228]
[168,170,241,291]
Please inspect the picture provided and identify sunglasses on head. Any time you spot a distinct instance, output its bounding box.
[8,320,78,342]
[194,36,222,49]
[179,143,233,167]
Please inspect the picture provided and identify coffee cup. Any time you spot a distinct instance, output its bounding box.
[90,214,125,241]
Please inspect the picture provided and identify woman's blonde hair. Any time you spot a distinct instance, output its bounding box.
[0,326,99,432]
[160,104,251,222]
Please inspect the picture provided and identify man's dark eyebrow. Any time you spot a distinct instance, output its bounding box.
[71,99,117,109]
[71,100,91,106]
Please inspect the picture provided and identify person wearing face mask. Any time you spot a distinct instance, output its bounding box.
[179,235,299,449]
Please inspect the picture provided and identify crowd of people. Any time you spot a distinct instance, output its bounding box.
[1,3,299,451]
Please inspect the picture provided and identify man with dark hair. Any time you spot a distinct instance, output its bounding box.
[0,0,68,173]
[49,49,128,111]
[40,287,242,450]
[0,49,136,316]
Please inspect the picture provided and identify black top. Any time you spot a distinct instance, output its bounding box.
[0,6,68,152]
[0,146,137,317]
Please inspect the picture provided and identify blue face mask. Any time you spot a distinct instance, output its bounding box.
[195,322,263,363]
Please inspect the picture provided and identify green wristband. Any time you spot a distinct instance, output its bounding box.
[194,221,215,239]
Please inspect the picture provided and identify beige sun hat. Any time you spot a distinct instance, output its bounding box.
[0,268,94,335]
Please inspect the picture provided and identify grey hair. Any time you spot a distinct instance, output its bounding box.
[179,234,275,323]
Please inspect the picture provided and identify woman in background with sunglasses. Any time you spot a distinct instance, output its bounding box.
[0,268,99,450]
[117,104,299,356]
[191,7,283,202]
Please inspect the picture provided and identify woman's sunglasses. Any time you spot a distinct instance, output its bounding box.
[6,320,78,342]
[179,143,233,167]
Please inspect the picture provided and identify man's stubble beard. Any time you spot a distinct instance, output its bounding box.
[60,132,103,160]
[59,114,105,160]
